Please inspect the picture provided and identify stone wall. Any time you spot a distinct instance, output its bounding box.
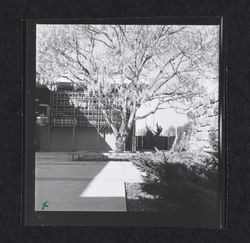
[189,88,219,152]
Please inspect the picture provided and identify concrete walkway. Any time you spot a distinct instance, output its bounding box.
[35,152,143,211]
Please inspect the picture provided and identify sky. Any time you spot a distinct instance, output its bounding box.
[136,104,188,135]
[136,111,187,136]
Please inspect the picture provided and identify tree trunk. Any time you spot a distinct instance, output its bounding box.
[171,126,178,151]
[115,135,127,152]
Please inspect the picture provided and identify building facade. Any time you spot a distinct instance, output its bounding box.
[35,82,123,152]
[35,81,174,152]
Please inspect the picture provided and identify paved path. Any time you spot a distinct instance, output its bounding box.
[35,152,143,211]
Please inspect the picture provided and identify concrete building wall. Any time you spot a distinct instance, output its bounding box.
[36,126,115,152]
[100,133,116,151]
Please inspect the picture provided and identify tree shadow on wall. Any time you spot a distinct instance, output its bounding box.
[35,86,113,152]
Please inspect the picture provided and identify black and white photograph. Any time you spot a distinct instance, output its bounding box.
[24,18,226,227]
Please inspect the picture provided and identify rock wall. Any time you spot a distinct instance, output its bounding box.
[189,88,219,152]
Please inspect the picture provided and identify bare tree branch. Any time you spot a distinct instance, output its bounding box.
[37,24,218,150]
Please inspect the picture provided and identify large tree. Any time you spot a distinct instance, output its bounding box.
[37,24,218,152]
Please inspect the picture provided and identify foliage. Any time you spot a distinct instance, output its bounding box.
[145,123,163,138]
[206,129,219,168]
[37,25,219,151]
[125,182,161,212]
[173,122,194,152]
[138,124,170,150]
[133,151,218,211]
[209,129,218,152]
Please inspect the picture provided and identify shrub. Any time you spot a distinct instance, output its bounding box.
[174,122,194,152]
[203,129,219,169]
[133,151,218,211]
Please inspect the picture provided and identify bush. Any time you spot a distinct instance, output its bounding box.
[133,151,218,211]
[174,122,194,152]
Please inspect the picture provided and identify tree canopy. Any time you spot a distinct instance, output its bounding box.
[37,24,219,151]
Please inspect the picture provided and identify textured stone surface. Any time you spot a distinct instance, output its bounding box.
[190,92,219,152]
